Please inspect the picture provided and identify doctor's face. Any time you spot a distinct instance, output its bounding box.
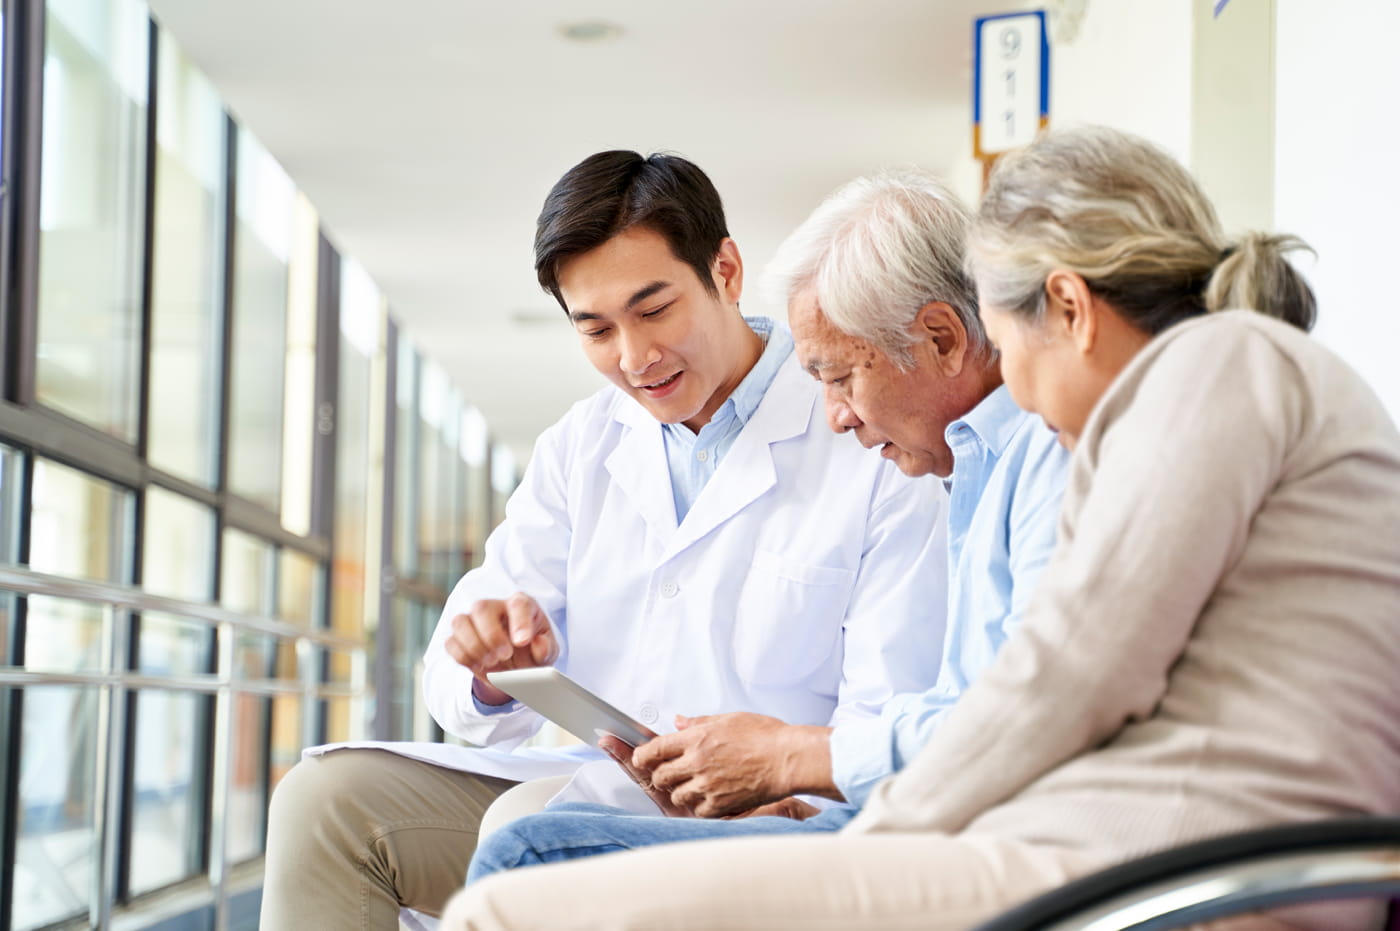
[558,225,756,432]
[790,290,958,478]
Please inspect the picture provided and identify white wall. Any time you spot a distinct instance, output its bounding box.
[1048,0,1194,162]
[1275,0,1400,420]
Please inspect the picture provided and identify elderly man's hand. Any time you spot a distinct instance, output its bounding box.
[627,713,838,818]
[728,797,822,821]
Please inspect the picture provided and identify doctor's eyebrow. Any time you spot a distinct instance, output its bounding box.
[567,280,672,325]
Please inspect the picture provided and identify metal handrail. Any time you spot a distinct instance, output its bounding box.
[0,562,371,931]
[0,564,366,652]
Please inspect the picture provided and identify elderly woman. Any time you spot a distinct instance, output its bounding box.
[443,126,1400,931]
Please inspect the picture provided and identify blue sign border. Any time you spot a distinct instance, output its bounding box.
[972,9,1050,126]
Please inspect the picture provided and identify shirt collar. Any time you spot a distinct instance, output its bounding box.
[947,384,1026,456]
[727,316,792,426]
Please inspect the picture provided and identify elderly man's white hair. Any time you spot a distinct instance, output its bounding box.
[765,169,984,370]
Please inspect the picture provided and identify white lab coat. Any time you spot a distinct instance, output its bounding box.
[315,349,949,812]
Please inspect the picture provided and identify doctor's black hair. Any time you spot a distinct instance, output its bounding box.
[534,150,730,312]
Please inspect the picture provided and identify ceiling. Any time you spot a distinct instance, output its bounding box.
[144,0,1022,465]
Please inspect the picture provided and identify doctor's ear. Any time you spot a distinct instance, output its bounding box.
[1042,270,1098,353]
[711,238,744,303]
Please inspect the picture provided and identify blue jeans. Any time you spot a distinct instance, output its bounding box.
[467,802,857,883]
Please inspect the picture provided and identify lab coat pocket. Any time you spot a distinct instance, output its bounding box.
[733,550,856,687]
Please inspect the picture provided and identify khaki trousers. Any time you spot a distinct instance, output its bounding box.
[441,830,1101,931]
[440,831,1324,931]
[260,748,516,930]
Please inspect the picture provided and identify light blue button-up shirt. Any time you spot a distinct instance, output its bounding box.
[829,384,1069,806]
[662,317,791,523]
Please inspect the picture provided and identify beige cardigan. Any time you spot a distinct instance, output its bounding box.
[851,310,1400,863]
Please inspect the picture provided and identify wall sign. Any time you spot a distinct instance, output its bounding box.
[973,10,1050,158]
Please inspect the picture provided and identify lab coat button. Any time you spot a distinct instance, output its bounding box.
[639,703,659,724]
[660,581,679,598]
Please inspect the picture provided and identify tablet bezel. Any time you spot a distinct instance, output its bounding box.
[486,667,657,749]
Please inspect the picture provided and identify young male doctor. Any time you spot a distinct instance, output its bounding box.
[258,151,948,929]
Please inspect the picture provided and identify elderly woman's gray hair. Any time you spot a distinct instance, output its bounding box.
[967,125,1315,334]
[765,169,984,369]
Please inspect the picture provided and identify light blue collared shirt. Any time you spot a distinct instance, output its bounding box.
[829,385,1070,805]
[662,317,792,523]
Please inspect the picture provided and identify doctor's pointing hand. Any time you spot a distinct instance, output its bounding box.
[444,592,559,707]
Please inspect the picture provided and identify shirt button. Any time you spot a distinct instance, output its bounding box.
[638,703,659,724]
[696,449,709,462]
[660,581,679,598]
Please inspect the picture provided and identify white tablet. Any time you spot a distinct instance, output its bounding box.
[486,667,657,749]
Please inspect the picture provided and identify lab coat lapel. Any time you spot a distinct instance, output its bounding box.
[660,360,816,563]
[605,398,680,541]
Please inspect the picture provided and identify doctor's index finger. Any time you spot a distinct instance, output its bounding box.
[504,592,549,646]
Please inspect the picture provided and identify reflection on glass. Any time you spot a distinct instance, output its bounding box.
[143,485,214,600]
[278,548,321,627]
[129,689,203,894]
[227,129,293,514]
[147,30,225,486]
[333,259,380,637]
[30,458,132,583]
[35,0,149,441]
[13,686,98,930]
[220,527,273,616]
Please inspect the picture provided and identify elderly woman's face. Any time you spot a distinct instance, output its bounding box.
[979,299,1097,451]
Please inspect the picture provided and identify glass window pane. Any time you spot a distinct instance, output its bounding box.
[417,362,446,584]
[147,31,225,486]
[227,692,268,863]
[491,445,517,527]
[23,596,109,673]
[268,692,300,796]
[137,613,207,676]
[461,407,489,571]
[128,689,203,894]
[333,260,378,636]
[0,444,21,568]
[280,193,318,535]
[220,527,272,615]
[143,486,214,601]
[393,339,417,574]
[12,685,99,930]
[227,129,293,514]
[323,696,353,744]
[30,458,133,583]
[277,548,321,627]
[35,0,148,441]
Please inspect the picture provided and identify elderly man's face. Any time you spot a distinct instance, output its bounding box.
[789,290,960,478]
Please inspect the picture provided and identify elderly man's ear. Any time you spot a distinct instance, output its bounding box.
[914,301,970,377]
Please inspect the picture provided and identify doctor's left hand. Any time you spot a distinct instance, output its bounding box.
[630,713,836,818]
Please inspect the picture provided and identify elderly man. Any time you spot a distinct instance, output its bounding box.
[260,153,948,929]
[452,169,1068,906]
